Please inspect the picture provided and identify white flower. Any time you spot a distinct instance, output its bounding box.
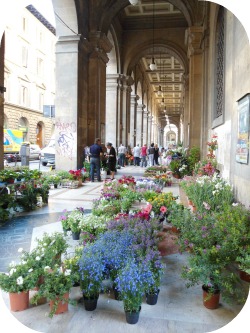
[9,261,16,268]
[64,269,71,276]
[16,276,23,285]
[28,268,33,273]
[232,202,239,206]
[9,268,16,276]
[17,248,23,253]
[44,266,51,272]
[35,256,41,261]
[20,260,27,265]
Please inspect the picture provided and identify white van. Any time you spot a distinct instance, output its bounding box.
[40,135,55,166]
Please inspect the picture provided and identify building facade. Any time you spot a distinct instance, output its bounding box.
[3,5,56,147]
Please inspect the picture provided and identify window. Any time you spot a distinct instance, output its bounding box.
[22,46,28,67]
[213,7,225,127]
[20,86,28,106]
[22,17,26,33]
[37,58,43,76]
[38,92,44,111]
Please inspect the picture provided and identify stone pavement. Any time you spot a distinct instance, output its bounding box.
[0,165,249,333]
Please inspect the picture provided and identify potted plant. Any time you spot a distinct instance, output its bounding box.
[142,249,164,305]
[59,209,71,234]
[63,246,83,287]
[179,204,249,308]
[78,244,106,311]
[0,259,37,311]
[34,232,68,266]
[67,207,85,240]
[114,260,153,324]
[30,265,75,317]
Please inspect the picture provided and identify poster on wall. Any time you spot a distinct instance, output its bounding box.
[236,94,250,164]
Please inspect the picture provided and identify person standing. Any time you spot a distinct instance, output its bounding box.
[148,143,155,167]
[106,142,116,180]
[140,143,148,167]
[154,144,160,165]
[89,138,103,182]
[118,143,126,167]
[132,144,141,166]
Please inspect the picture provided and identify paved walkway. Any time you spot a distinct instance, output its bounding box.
[0,166,249,333]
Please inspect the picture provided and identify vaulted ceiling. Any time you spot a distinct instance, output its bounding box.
[120,0,189,124]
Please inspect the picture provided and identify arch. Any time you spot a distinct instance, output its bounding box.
[99,0,194,34]
[125,39,188,77]
[107,26,121,74]
[51,0,78,37]
[18,117,29,142]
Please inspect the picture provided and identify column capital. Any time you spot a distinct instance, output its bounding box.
[89,31,113,53]
[185,26,204,57]
[89,31,113,63]
[56,35,81,53]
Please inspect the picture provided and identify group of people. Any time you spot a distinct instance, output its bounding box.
[87,138,117,182]
[86,139,176,182]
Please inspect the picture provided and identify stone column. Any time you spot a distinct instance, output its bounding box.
[182,74,190,147]
[185,26,204,149]
[147,115,153,145]
[136,104,144,146]
[88,32,112,145]
[54,35,82,171]
[142,110,148,145]
[130,94,139,148]
[117,75,133,147]
[106,74,120,148]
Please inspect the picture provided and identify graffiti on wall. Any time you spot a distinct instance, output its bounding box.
[55,120,77,160]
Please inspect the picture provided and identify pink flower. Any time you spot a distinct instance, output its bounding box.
[203,202,211,210]
[160,206,167,213]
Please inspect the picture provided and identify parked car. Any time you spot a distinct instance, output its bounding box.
[40,135,55,166]
[4,153,21,163]
[29,144,41,160]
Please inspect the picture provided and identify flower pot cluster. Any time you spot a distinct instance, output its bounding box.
[0,167,49,221]
[168,174,250,308]
[78,215,164,324]
[0,231,73,317]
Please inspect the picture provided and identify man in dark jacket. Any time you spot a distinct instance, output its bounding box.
[89,138,103,182]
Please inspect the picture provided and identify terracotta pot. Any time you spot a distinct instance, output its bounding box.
[49,293,69,315]
[9,291,29,311]
[171,226,180,234]
[202,285,220,309]
[239,270,250,282]
[33,275,45,291]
